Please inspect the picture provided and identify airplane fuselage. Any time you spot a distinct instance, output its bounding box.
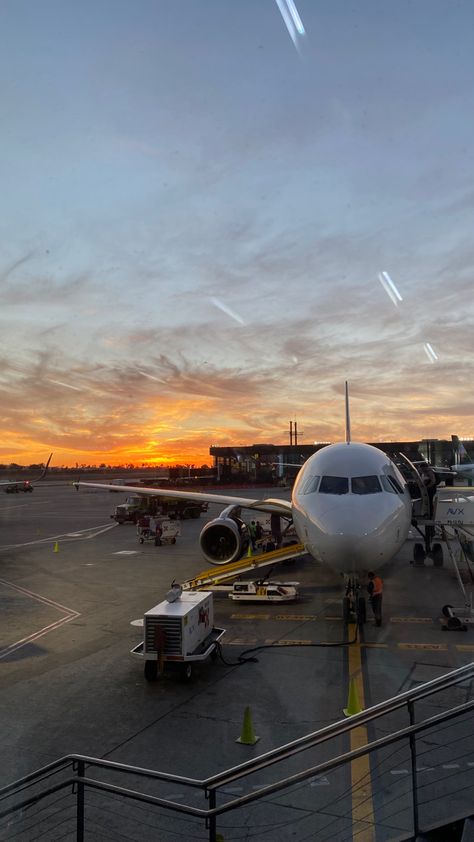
[451,464,474,479]
[291,442,412,574]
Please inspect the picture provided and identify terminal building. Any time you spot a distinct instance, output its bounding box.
[210,439,471,484]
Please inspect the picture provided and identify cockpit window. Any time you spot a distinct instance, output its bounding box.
[381,474,404,495]
[351,475,382,494]
[319,476,349,495]
[302,475,320,494]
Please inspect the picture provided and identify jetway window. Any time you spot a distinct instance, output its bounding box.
[319,476,349,495]
[351,475,381,495]
[302,475,320,494]
[380,474,404,495]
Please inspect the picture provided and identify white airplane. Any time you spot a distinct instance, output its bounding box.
[75,386,415,615]
[451,436,474,481]
[0,453,53,493]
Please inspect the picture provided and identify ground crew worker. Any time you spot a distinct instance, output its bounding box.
[367,571,383,626]
[248,520,257,550]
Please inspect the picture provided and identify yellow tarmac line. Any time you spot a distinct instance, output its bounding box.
[398,643,448,651]
[347,623,375,842]
[456,644,474,652]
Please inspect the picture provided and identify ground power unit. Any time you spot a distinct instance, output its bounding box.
[131,590,225,681]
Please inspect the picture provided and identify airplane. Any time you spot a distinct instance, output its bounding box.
[74,385,422,622]
[0,454,53,493]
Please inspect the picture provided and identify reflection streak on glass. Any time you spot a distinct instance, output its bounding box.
[274,0,305,49]
[378,270,403,307]
[210,297,245,325]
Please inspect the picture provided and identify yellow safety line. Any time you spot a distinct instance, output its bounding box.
[347,623,375,842]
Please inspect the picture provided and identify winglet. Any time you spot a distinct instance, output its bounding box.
[345,381,351,445]
[37,453,53,482]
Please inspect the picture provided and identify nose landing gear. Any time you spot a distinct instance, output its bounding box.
[342,577,366,626]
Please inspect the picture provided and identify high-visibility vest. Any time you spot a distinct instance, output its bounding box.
[372,576,383,596]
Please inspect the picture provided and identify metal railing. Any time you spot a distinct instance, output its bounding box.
[1,661,473,841]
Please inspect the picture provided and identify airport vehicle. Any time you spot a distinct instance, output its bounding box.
[112,494,208,524]
[131,588,225,681]
[228,579,298,603]
[0,453,53,493]
[137,518,180,545]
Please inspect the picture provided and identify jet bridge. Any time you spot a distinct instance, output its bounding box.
[434,488,474,625]
[181,543,307,591]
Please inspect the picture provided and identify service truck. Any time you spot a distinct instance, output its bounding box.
[112,494,208,524]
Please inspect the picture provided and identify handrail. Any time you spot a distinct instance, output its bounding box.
[203,659,474,788]
[1,660,473,805]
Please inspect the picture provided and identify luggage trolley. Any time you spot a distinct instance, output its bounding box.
[137,517,180,546]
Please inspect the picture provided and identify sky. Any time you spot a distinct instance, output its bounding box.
[1,0,473,466]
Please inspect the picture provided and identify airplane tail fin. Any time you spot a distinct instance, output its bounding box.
[345,381,351,445]
[451,436,470,465]
[36,453,53,482]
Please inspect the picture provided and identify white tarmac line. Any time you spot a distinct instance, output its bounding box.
[0,522,117,551]
[0,578,80,660]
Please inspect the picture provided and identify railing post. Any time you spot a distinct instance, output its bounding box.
[408,701,419,837]
[207,788,217,842]
[76,759,85,842]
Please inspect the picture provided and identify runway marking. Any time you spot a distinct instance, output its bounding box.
[455,645,474,652]
[264,639,313,646]
[390,769,408,775]
[275,614,318,621]
[347,623,375,842]
[231,614,271,621]
[361,643,388,649]
[0,578,80,660]
[114,550,138,556]
[0,500,53,511]
[398,643,448,651]
[390,617,433,624]
[224,638,258,646]
[0,522,117,552]
[442,764,460,769]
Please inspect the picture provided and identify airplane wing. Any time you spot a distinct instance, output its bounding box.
[0,453,53,489]
[74,481,292,517]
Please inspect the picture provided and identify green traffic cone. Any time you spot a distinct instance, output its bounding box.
[343,677,363,717]
[247,543,253,558]
[236,706,260,745]
[53,541,59,553]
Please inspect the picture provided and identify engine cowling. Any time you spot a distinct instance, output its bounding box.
[199,516,250,565]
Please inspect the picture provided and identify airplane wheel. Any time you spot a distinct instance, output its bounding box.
[139,537,144,544]
[413,543,425,566]
[342,596,351,624]
[144,661,158,682]
[357,596,366,625]
[432,543,444,567]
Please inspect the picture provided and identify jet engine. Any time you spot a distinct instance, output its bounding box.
[199,516,250,565]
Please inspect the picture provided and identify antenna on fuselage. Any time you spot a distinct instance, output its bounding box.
[345,381,351,444]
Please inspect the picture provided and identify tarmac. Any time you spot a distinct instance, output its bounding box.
[1,483,473,840]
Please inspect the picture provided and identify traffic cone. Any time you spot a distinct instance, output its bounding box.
[53,541,59,553]
[247,544,253,558]
[236,706,260,745]
[343,677,363,717]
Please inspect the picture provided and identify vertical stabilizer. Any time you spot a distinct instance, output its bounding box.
[452,435,470,465]
[345,381,351,444]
